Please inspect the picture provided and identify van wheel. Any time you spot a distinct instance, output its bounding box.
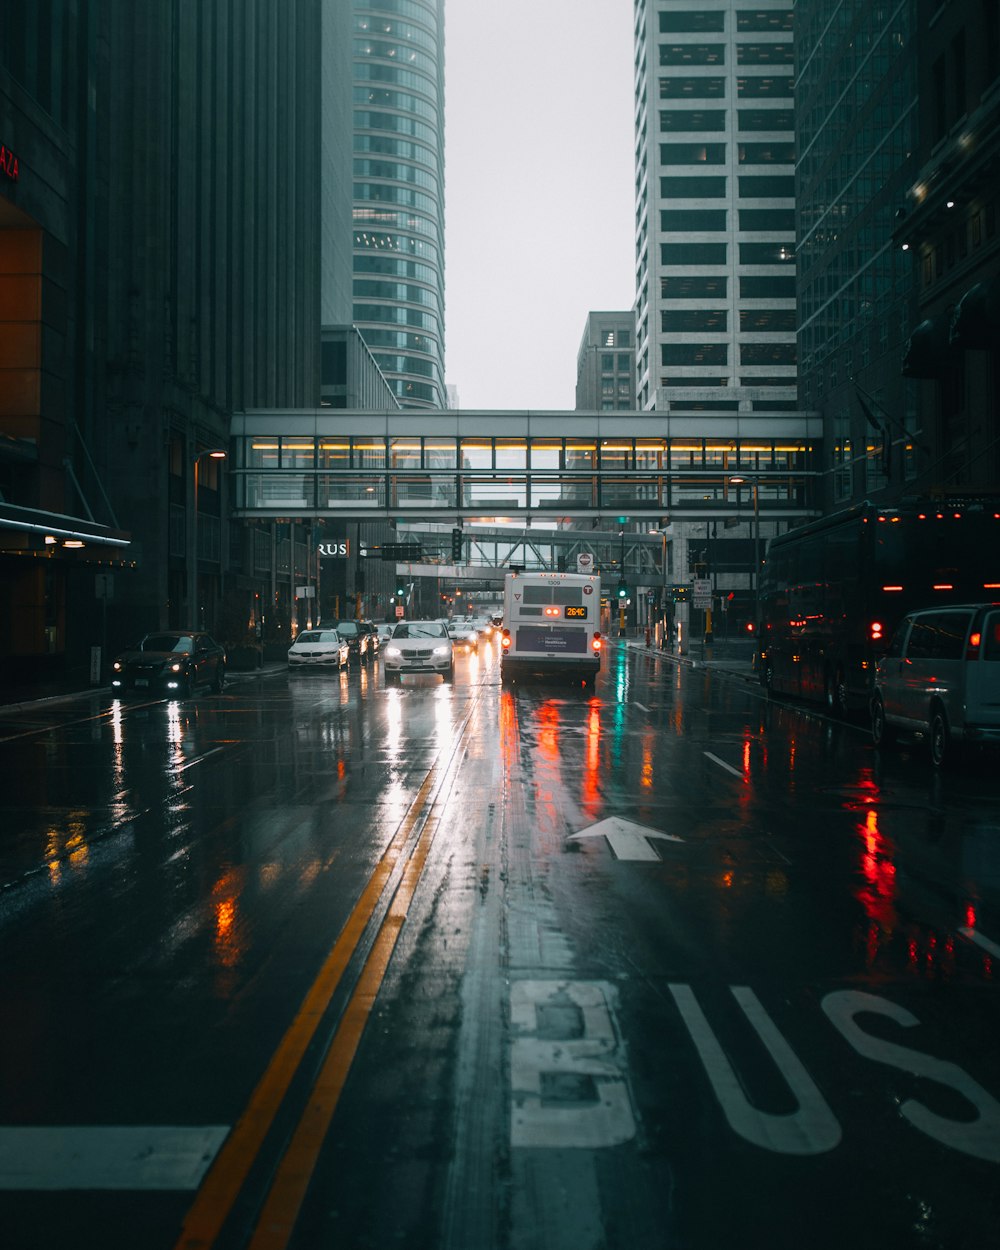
[871,696,895,748]
[929,709,952,767]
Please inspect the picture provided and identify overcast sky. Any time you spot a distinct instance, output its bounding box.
[443,0,636,412]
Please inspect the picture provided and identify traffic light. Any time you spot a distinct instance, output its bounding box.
[451,527,462,562]
[396,582,405,598]
[617,581,628,600]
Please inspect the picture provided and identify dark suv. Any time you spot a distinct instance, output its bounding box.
[333,620,369,665]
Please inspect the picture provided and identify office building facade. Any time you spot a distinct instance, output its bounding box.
[0,3,326,688]
[633,0,798,416]
[575,313,637,411]
[352,0,446,410]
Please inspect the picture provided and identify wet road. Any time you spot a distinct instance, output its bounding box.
[1,640,999,1249]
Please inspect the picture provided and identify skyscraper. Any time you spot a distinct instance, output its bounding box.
[352,0,446,410]
[633,1,797,415]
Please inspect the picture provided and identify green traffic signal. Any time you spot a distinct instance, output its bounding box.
[617,583,628,599]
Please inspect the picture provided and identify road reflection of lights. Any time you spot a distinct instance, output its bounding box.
[538,700,560,764]
[640,733,654,790]
[582,698,602,813]
[384,687,403,763]
[434,684,454,749]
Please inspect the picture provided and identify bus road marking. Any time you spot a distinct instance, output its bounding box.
[704,751,744,779]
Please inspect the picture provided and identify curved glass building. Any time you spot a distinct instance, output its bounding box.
[352,0,446,410]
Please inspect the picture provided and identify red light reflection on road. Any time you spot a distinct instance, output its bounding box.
[582,698,601,813]
[855,807,897,962]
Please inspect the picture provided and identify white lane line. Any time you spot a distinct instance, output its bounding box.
[633,702,650,712]
[0,1126,229,1190]
[960,926,1000,959]
[704,751,744,779]
[173,746,226,773]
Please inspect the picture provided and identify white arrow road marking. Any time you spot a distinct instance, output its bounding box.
[0,1126,229,1190]
[704,751,744,779]
[568,817,682,861]
[960,926,1000,959]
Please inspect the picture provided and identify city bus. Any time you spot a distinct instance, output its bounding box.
[500,570,603,685]
[757,496,1000,715]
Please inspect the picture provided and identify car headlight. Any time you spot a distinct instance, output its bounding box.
[433,645,450,656]
[112,660,123,672]
[170,661,185,673]
[385,646,402,657]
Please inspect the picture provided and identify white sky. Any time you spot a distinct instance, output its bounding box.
[443,0,636,411]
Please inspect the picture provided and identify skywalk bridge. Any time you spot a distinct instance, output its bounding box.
[230,408,823,528]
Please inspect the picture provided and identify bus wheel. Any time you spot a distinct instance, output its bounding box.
[826,670,847,718]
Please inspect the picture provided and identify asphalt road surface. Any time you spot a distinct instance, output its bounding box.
[0,639,998,1249]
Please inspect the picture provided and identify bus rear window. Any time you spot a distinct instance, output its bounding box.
[522,585,584,606]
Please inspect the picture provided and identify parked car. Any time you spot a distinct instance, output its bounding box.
[382,619,454,681]
[447,621,479,652]
[871,603,1000,765]
[111,630,226,698]
[332,620,369,665]
[358,620,380,661]
[287,628,349,670]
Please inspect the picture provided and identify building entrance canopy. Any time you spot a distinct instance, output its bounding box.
[231,410,821,524]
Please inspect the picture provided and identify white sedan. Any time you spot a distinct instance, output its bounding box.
[447,621,479,652]
[287,628,349,669]
[382,620,454,681]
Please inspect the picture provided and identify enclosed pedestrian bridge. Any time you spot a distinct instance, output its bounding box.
[231,409,822,526]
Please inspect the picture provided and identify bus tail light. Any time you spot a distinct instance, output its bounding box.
[592,633,602,652]
[870,620,885,643]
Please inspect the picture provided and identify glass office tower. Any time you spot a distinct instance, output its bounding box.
[352,0,446,410]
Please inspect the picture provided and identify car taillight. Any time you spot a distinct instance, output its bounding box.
[592,632,602,652]
[966,631,982,660]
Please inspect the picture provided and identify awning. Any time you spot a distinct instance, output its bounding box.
[0,502,131,557]
[901,316,959,379]
[949,273,1000,350]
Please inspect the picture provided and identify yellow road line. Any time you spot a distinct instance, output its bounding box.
[173,767,437,1250]
[248,805,442,1250]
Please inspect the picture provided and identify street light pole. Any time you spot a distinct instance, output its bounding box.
[729,475,761,633]
[189,448,227,629]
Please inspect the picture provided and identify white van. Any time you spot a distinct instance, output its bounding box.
[871,603,1000,765]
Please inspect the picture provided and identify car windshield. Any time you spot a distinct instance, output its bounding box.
[296,631,338,644]
[141,634,193,654]
[392,622,447,639]
[335,622,359,636]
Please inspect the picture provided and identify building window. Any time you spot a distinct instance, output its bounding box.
[740,309,796,331]
[737,76,793,98]
[662,344,728,365]
[660,142,726,163]
[659,44,725,66]
[739,208,796,229]
[662,275,728,298]
[740,343,797,366]
[738,142,795,163]
[660,109,726,131]
[738,108,794,130]
[740,275,796,297]
[661,209,727,231]
[739,241,795,263]
[661,175,727,198]
[738,174,795,198]
[737,10,793,32]
[736,43,795,65]
[661,242,728,264]
[659,11,725,32]
[662,309,729,332]
[659,77,726,98]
